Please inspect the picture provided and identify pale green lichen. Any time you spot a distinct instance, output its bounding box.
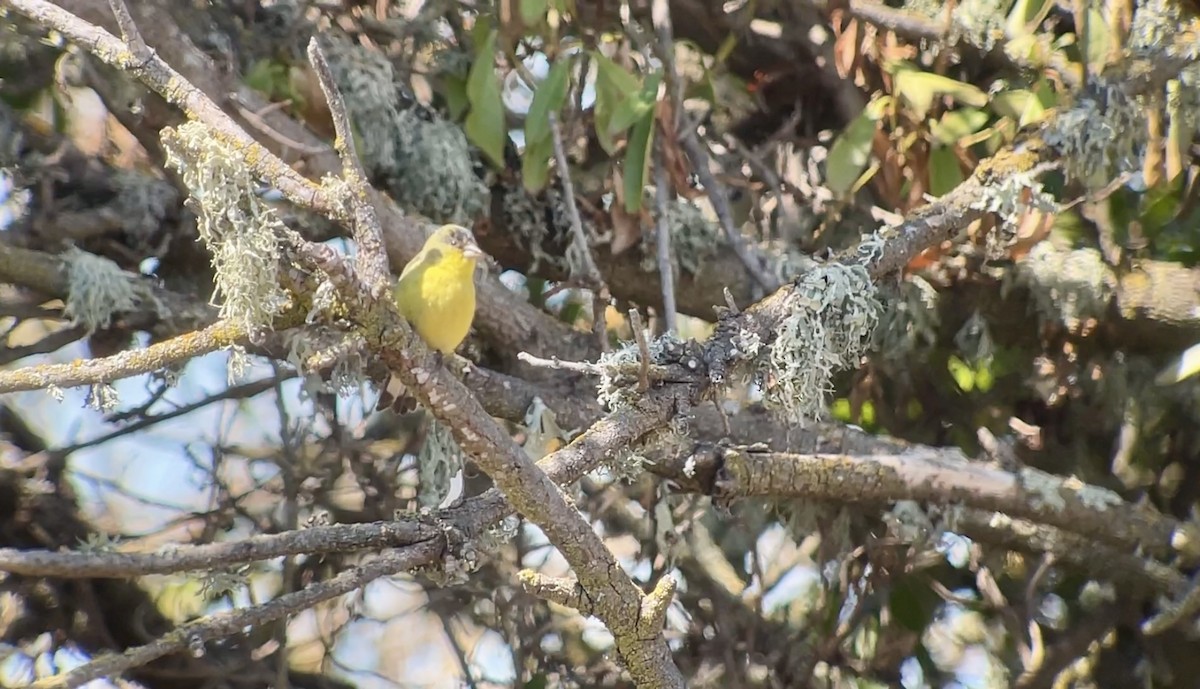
[970,170,1057,256]
[110,169,180,251]
[763,263,881,421]
[640,198,720,275]
[1019,468,1067,511]
[480,515,522,552]
[1129,0,1197,59]
[595,331,685,410]
[386,109,488,223]
[1015,243,1114,331]
[227,344,252,384]
[949,0,1007,51]
[323,38,487,223]
[1066,478,1124,511]
[62,246,138,334]
[85,383,119,412]
[323,38,404,175]
[1043,82,1146,186]
[418,420,466,509]
[77,532,121,554]
[162,120,288,335]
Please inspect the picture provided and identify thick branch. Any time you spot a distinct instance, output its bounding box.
[671,443,1193,564]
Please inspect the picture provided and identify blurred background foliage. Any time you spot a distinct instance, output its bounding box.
[2,0,1200,687]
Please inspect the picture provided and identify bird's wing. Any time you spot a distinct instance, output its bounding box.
[398,245,441,281]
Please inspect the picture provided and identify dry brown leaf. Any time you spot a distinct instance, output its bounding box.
[609,168,645,256]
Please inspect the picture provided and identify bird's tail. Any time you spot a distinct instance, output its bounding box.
[375,373,417,414]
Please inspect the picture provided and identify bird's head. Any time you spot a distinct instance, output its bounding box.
[430,224,484,262]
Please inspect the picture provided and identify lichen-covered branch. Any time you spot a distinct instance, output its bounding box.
[0,321,245,395]
[676,443,1195,564]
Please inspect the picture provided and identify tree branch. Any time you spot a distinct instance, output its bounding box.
[29,544,442,689]
[0,321,245,394]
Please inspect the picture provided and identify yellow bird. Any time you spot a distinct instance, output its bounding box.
[376,224,483,413]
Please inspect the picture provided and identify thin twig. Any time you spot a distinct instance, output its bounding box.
[55,374,296,456]
[646,6,779,294]
[678,133,779,294]
[105,0,148,57]
[0,521,441,578]
[306,38,391,296]
[629,309,651,392]
[548,112,610,351]
[29,546,440,689]
[652,140,679,334]
[517,352,607,375]
[226,93,328,156]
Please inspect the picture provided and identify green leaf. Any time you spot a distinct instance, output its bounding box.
[525,58,572,146]
[1006,0,1054,37]
[443,74,469,120]
[929,145,964,197]
[1140,173,1186,234]
[974,359,995,392]
[831,398,853,422]
[623,102,656,213]
[948,355,975,392]
[594,52,641,94]
[888,60,988,120]
[522,132,556,194]
[990,89,1048,128]
[465,29,507,169]
[1082,7,1112,68]
[930,108,989,146]
[826,96,889,197]
[593,53,643,154]
[519,0,549,27]
[610,72,660,141]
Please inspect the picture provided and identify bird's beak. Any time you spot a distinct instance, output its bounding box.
[462,241,484,260]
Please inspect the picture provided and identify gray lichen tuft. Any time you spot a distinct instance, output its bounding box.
[385,109,488,224]
[762,263,881,421]
[595,331,685,410]
[948,0,1008,51]
[323,39,487,224]
[162,120,289,335]
[418,420,466,509]
[1015,243,1114,331]
[1043,83,1146,186]
[640,198,720,275]
[62,247,138,334]
[322,39,405,177]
